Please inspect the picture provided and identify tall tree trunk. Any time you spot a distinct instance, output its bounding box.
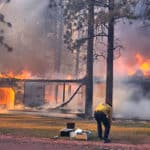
[85,0,95,118]
[105,0,114,106]
[54,0,63,73]
[75,48,79,79]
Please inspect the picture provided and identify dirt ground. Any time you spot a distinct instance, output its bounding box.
[0,135,149,150]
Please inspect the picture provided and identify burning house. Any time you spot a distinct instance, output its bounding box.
[0,71,85,113]
[0,78,24,110]
[112,52,150,120]
[0,78,40,110]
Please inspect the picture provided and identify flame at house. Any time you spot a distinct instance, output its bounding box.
[0,70,33,110]
[112,21,150,120]
[0,88,15,110]
[114,53,150,78]
[0,70,32,79]
[0,0,83,113]
[127,53,150,77]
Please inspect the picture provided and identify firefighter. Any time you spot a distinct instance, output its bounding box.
[94,102,112,143]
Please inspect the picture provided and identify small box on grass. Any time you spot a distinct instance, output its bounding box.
[60,128,74,137]
[60,130,91,140]
[75,133,88,140]
[70,130,92,141]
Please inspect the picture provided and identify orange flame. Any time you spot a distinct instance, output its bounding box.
[0,70,32,79]
[128,53,150,77]
[67,75,72,80]
[0,88,15,110]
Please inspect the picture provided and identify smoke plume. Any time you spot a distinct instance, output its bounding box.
[113,80,150,120]
[0,0,74,78]
[112,20,150,120]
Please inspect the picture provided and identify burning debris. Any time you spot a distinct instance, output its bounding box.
[127,53,150,78]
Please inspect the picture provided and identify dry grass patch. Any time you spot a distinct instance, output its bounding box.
[0,114,149,144]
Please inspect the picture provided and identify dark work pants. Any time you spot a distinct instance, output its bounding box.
[94,111,110,140]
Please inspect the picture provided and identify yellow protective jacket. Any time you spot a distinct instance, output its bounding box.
[95,103,112,123]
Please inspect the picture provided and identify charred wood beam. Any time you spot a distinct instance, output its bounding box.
[62,82,65,103]
[24,78,86,84]
[55,84,59,104]
[0,77,86,84]
[51,83,84,110]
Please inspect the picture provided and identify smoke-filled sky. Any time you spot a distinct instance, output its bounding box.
[0,0,59,77]
[118,21,150,53]
[0,0,150,78]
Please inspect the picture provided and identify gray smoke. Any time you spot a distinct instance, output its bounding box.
[113,19,150,120]
[116,21,150,64]
[0,0,73,78]
[113,79,150,120]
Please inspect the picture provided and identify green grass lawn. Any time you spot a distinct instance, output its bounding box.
[0,113,149,144]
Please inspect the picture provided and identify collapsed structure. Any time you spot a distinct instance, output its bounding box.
[0,78,85,112]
